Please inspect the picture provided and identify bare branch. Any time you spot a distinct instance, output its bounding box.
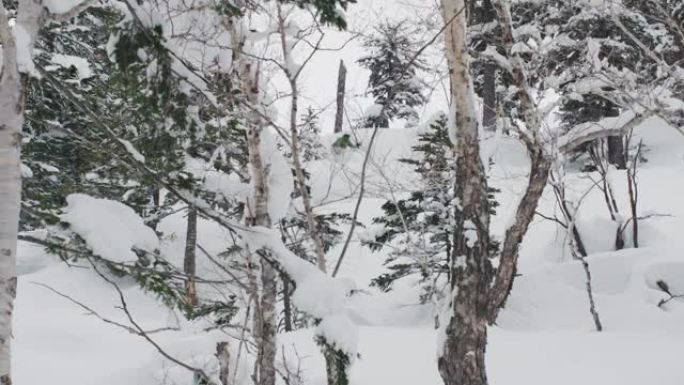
[332,126,379,277]
[31,281,178,335]
[88,259,217,384]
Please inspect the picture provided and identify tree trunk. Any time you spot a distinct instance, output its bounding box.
[334,60,347,134]
[274,7,349,383]
[439,1,493,385]
[229,14,277,385]
[282,272,293,332]
[607,136,626,169]
[481,0,497,132]
[0,100,20,385]
[438,310,488,385]
[216,341,231,385]
[184,205,198,308]
[0,6,25,384]
[482,62,497,132]
[285,74,327,272]
[244,90,277,385]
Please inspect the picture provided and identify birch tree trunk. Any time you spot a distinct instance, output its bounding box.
[0,2,93,382]
[0,7,22,383]
[438,1,553,384]
[275,4,328,273]
[228,16,278,385]
[438,1,492,384]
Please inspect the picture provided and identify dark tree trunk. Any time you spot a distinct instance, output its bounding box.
[216,341,231,385]
[482,62,497,131]
[184,205,198,307]
[282,272,293,332]
[369,114,389,129]
[439,153,492,385]
[321,341,350,385]
[334,60,347,133]
[481,0,497,132]
[438,313,488,385]
[607,136,626,169]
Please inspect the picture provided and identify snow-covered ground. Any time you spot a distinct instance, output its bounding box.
[15,116,684,384]
[13,0,684,382]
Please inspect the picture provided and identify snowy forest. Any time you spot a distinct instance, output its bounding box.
[1,0,684,384]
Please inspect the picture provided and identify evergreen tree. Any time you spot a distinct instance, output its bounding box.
[532,1,683,167]
[21,5,245,322]
[358,21,427,128]
[366,113,498,304]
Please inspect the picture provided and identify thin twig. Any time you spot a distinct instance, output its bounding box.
[32,281,178,334]
[87,258,216,384]
[332,126,379,277]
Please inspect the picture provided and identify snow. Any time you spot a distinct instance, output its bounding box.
[59,194,159,263]
[14,1,684,385]
[15,114,684,385]
[16,116,684,385]
[14,24,35,75]
[364,103,384,119]
[316,314,358,356]
[49,53,93,80]
[258,129,294,222]
[44,0,87,15]
[119,139,146,163]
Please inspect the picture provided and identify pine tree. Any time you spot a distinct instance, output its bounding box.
[367,113,499,304]
[358,21,427,128]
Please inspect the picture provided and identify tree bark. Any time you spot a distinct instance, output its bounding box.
[0,5,25,384]
[334,60,347,134]
[184,205,198,308]
[282,272,293,332]
[481,0,497,132]
[607,136,626,169]
[488,0,553,322]
[228,15,277,385]
[438,1,554,384]
[284,74,327,272]
[482,62,497,132]
[0,2,93,382]
[244,84,277,385]
[216,341,231,385]
[438,1,492,384]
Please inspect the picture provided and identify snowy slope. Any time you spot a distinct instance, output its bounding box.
[16,117,684,385]
[14,0,684,382]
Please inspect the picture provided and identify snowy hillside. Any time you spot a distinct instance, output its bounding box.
[5,1,684,385]
[16,118,684,384]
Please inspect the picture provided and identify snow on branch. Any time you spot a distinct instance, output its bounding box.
[242,226,358,356]
[60,194,160,264]
[558,112,651,153]
[479,46,512,73]
[45,0,98,23]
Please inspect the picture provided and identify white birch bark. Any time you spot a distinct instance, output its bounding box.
[0,2,92,382]
[227,16,278,385]
[274,4,328,273]
[0,5,22,383]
